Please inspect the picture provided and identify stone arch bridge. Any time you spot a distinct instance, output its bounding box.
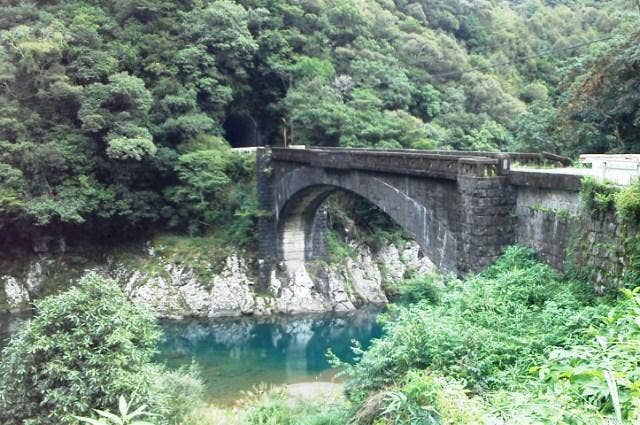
[256,146,581,288]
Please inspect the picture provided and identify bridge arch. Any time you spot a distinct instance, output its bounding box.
[256,147,521,289]
[273,166,459,274]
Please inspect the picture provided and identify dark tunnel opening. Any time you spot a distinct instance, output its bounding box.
[223,112,259,148]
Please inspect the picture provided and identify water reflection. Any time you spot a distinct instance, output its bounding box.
[0,307,384,404]
[157,306,384,403]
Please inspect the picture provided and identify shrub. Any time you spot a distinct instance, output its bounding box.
[153,363,206,425]
[0,273,164,425]
[397,274,442,304]
[339,246,607,402]
[581,176,618,216]
[615,179,640,223]
[539,286,640,422]
[377,370,492,425]
[325,228,357,263]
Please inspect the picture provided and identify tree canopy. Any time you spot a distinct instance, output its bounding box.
[0,0,633,246]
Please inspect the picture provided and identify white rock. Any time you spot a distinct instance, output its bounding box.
[345,246,388,305]
[377,244,405,283]
[400,241,436,276]
[3,276,30,309]
[1,239,435,318]
[273,267,328,314]
[209,256,256,317]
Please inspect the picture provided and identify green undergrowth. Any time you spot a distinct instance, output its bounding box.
[326,246,640,423]
[581,177,640,222]
[7,244,639,424]
[181,385,349,425]
[190,245,639,423]
[338,247,608,399]
[325,228,359,265]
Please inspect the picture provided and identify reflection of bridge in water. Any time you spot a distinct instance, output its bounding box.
[156,308,383,403]
[254,146,618,288]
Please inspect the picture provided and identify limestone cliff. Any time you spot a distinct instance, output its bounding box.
[1,240,434,318]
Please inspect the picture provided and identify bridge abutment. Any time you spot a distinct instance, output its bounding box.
[257,147,277,291]
[457,175,516,273]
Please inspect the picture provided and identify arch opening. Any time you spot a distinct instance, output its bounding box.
[270,166,460,279]
[277,186,437,276]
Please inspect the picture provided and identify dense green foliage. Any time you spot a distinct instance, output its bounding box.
[0,0,633,247]
[339,247,607,401]
[539,287,640,421]
[581,176,640,224]
[580,176,619,216]
[614,180,640,223]
[180,246,640,423]
[0,273,162,424]
[0,273,205,425]
[322,246,640,423]
[558,27,640,155]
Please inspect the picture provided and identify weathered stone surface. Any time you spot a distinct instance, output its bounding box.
[257,146,614,291]
[258,147,522,286]
[1,240,435,317]
[126,238,433,317]
[2,277,30,310]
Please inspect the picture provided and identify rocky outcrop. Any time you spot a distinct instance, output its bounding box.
[1,240,435,318]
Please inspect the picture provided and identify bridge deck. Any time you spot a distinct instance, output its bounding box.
[269,146,577,181]
[270,146,640,188]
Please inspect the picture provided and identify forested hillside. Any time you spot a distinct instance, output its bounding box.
[0,0,635,247]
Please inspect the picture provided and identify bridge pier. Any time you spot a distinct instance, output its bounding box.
[257,147,277,291]
[457,173,516,272]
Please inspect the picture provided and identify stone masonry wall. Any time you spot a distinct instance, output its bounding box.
[457,176,516,272]
[515,187,580,272]
[264,147,635,290]
[571,212,636,293]
[257,148,277,289]
[515,185,636,292]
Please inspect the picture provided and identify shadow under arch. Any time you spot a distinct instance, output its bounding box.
[273,167,458,274]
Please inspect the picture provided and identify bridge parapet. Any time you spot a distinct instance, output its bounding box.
[271,147,508,179]
[305,146,571,167]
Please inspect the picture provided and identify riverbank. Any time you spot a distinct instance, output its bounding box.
[0,233,434,318]
[1,306,383,405]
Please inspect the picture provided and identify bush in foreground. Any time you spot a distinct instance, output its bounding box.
[340,246,607,402]
[0,273,164,424]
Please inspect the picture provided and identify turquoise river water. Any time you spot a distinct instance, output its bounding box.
[0,307,383,404]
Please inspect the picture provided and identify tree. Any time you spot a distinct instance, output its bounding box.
[0,0,627,248]
[559,26,640,154]
[0,273,164,425]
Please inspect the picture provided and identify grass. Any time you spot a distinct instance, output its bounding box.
[196,245,632,424]
[174,244,638,423]
[181,386,349,425]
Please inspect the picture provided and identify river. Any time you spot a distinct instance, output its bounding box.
[0,307,383,404]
